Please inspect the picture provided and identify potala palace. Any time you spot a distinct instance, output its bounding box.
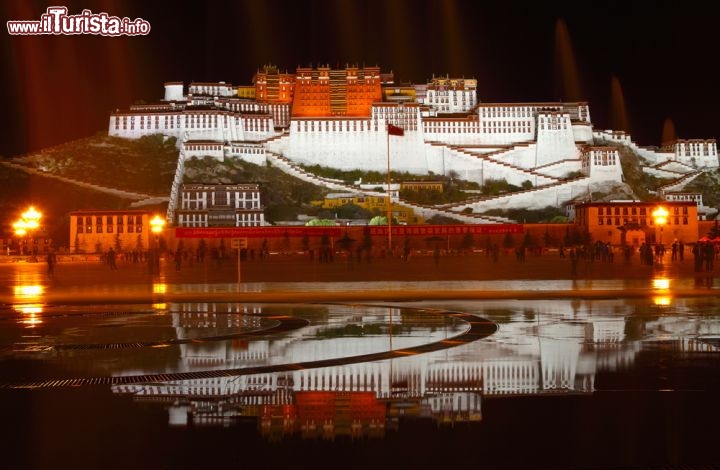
[108,65,719,224]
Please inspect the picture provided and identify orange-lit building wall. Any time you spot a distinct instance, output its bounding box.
[254,65,295,104]
[291,65,382,117]
[574,201,699,246]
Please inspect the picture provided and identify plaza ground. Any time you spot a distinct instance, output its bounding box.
[2,247,715,289]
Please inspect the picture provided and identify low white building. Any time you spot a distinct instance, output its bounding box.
[174,183,265,227]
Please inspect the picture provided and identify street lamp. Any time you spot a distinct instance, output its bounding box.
[150,214,166,235]
[652,206,668,264]
[13,206,42,258]
[149,215,165,274]
[652,206,668,244]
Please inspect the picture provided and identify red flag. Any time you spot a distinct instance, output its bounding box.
[387,124,404,136]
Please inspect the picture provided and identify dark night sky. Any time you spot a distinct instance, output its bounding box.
[2,0,718,157]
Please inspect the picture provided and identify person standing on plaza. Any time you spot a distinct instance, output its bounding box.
[174,247,182,271]
[569,248,578,276]
[107,247,117,270]
[46,249,57,275]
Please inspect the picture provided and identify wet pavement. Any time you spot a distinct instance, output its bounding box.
[1,258,720,469]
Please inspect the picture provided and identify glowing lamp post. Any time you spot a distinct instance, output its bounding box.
[652,206,668,245]
[13,206,42,258]
[149,215,165,274]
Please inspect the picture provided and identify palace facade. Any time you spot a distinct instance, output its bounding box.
[107,64,718,227]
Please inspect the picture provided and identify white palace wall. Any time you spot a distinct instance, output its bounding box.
[535,113,580,166]
[284,119,430,174]
[109,111,276,144]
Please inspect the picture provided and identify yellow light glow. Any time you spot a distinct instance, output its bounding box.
[153,303,168,310]
[652,276,672,306]
[150,215,166,234]
[14,206,42,238]
[13,219,27,236]
[652,206,669,226]
[19,314,43,326]
[15,304,43,315]
[153,283,167,294]
[14,285,44,298]
[22,206,42,222]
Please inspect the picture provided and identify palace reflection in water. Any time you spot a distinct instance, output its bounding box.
[16,296,702,441]
[4,282,720,469]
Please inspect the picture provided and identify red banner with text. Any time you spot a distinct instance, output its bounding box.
[175,224,523,238]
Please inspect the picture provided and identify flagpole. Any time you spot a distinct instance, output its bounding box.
[386,126,392,252]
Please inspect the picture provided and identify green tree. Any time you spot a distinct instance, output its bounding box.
[306,219,336,226]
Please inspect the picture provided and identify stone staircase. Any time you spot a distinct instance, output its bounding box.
[264,149,510,224]
[656,169,704,194]
[430,141,562,186]
[440,175,592,214]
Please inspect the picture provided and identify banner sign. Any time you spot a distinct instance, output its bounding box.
[175,224,523,238]
[175,226,343,238]
[367,224,524,236]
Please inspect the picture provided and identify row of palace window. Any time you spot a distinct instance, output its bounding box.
[480,107,536,118]
[598,217,688,226]
[178,213,263,226]
[297,120,420,132]
[188,86,233,95]
[117,114,273,132]
[538,119,568,130]
[480,121,532,133]
[597,207,689,216]
[180,200,261,210]
[592,154,617,165]
[678,145,714,156]
[76,216,143,235]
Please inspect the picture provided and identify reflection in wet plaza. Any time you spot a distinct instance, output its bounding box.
[2,293,720,469]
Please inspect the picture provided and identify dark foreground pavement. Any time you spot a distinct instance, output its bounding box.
[1,250,716,305]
